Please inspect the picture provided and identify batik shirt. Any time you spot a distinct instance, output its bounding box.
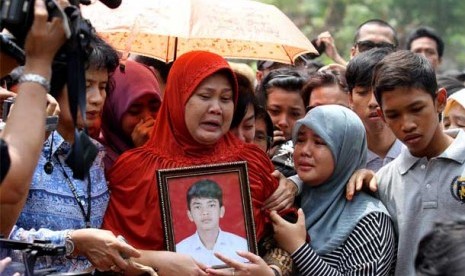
[8,131,109,273]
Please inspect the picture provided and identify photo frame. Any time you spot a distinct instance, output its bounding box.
[157,161,257,267]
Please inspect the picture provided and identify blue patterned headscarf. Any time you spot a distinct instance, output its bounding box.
[292,105,389,255]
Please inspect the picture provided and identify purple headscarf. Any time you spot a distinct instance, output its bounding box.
[100,60,161,172]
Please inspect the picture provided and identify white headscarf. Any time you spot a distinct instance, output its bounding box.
[445,88,465,115]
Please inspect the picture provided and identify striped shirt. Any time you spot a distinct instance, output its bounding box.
[292,212,396,276]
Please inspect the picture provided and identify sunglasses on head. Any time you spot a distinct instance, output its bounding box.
[355,40,395,52]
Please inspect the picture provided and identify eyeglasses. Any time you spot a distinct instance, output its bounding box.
[355,40,395,53]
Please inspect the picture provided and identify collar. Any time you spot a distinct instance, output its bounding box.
[44,131,71,157]
[192,229,225,250]
[367,139,404,163]
[398,130,465,175]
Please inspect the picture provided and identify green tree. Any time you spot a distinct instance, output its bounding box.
[260,0,465,72]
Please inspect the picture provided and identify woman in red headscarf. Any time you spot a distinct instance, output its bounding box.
[103,51,291,275]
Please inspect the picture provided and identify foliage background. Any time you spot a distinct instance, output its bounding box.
[258,0,465,73]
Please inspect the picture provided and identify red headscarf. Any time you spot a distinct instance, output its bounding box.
[103,51,278,250]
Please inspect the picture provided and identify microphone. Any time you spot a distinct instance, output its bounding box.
[98,0,122,9]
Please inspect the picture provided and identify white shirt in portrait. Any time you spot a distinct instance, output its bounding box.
[176,229,248,267]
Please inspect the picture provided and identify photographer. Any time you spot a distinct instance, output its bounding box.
[0,0,65,274]
[2,0,141,274]
[0,0,66,226]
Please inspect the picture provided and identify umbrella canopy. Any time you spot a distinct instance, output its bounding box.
[80,0,317,64]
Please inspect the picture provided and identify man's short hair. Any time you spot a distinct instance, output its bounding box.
[437,74,465,97]
[187,179,223,209]
[406,26,444,58]
[372,50,437,107]
[302,70,348,106]
[353,19,398,47]
[346,47,394,93]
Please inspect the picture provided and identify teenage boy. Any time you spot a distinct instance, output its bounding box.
[176,179,248,267]
[346,47,404,173]
[372,50,465,275]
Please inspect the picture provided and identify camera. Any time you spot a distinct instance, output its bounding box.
[0,0,121,48]
[0,0,74,48]
[0,237,66,276]
[1,96,59,131]
[0,0,93,106]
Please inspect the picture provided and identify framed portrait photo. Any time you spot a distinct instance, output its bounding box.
[157,161,257,267]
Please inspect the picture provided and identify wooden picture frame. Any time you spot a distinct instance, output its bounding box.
[157,161,257,267]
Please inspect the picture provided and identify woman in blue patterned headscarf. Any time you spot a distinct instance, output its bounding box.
[272,104,396,275]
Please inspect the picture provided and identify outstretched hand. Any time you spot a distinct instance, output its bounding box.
[149,251,208,276]
[316,31,347,66]
[206,251,275,276]
[270,208,307,254]
[72,228,140,272]
[263,170,296,211]
[346,169,378,201]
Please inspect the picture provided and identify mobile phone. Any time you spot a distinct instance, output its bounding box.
[272,125,286,147]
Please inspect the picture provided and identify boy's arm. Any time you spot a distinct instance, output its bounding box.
[345,169,378,201]
[288,174,303,195]
[263,171,298,211]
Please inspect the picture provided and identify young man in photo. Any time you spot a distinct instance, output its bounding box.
[176,179,248,267]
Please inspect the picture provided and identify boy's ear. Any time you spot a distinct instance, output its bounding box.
[187,210,194,222]
[220,206,225,218]
[376,107,386,123]
[436,88,447,113]
[348,92,354,109]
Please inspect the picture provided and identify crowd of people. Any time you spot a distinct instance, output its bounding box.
[1,1,465,276]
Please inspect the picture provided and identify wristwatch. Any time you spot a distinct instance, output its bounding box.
[270,266,281,276]
[65,231,75,258]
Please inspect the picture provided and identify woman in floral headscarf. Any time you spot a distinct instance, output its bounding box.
[104,51,292,275]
